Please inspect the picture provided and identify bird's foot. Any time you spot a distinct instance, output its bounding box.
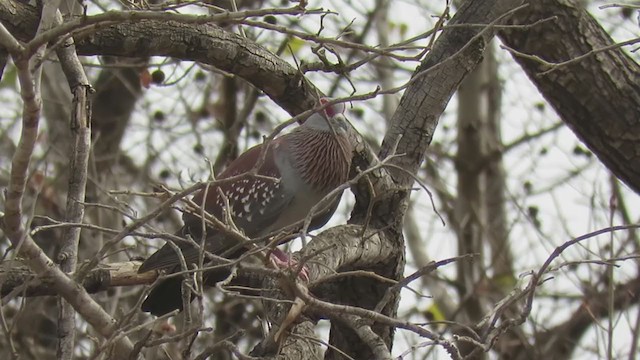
[268,248,309,282]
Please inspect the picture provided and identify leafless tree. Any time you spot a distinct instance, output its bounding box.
[0,0,639,359]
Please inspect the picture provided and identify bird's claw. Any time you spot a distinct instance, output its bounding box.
[268,249,310,283]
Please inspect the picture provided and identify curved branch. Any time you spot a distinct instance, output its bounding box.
[0,0,319,115]
[499,0,640,193]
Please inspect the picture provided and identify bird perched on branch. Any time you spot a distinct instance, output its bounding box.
[138,98,355,316]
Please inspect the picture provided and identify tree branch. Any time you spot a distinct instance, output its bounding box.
[499,0,640,193]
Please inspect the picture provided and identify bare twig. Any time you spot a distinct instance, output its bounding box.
[294,282,461,359]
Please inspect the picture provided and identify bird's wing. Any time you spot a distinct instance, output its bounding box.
[139,141,294,273]
[186,140,293,239]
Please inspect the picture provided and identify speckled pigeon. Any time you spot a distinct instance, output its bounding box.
[138,99,355,316]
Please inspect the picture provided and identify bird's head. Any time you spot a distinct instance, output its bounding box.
[302,98,351,136]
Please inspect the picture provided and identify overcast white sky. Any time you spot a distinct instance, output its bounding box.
[0,1,639,358]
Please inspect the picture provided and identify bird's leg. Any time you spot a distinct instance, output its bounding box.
[268,248,309,282]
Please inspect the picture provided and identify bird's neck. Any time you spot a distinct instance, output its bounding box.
[287,127,352,191]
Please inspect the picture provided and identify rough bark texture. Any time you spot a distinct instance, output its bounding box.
[0,0,319,116]
[338,1,523,358]
[500,0,640,193]
[494,1,640,357]
[7,0,638,358]
[378,0,523,185]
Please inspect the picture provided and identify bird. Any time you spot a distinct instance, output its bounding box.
[138,98,355,316]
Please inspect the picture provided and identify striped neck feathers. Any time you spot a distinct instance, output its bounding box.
[288,124,353,190]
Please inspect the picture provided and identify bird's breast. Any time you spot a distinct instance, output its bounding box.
[262,188,331,235]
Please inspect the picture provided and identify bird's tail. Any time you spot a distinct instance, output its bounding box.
[141,275,185,316]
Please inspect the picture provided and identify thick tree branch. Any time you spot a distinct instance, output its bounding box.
[0,5,136,357]
[50,7,94,358]
[499,0,640,193]
[379,0,525,188]
[0,0,320,116]
[0,261,153,297]
[5,1,611,359]
[366,1,525,358]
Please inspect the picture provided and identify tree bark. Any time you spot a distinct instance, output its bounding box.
[500,0,640,194]
[0,0,319,116]
[336,0,525,358]
[12,0,633,358]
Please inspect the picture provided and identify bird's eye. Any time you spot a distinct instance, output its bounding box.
[320,98,346,118]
